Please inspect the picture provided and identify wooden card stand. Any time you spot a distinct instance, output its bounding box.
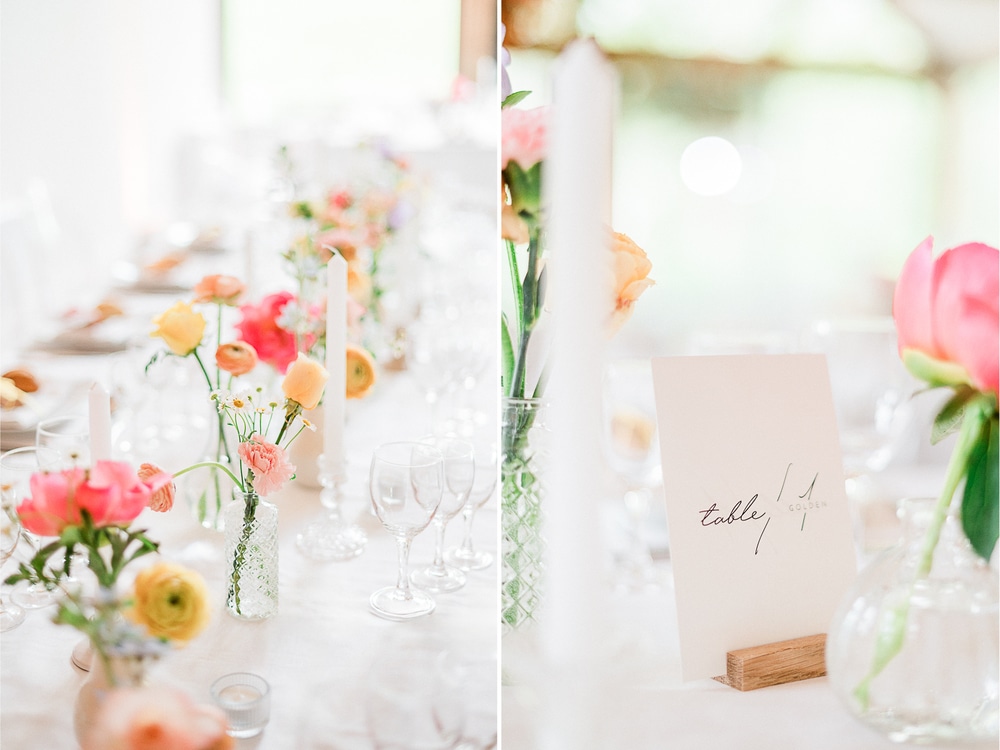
[713,633,827,691]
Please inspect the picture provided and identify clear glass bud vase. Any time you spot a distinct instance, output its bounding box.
[183,409,236,531]
[826,497,999,743]
[501,397,549,632]
[224,491,279,621]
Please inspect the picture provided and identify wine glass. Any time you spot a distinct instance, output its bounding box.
[807,318,915,556]
[1,446,60,610]
[36,414,90,469]
[369,441,444,620]
[411,436,474,593]
[407,315,462,433]
[445,438,497,571]
[0,502,26,631]
[602,359,664,589]
[364,645,465,749]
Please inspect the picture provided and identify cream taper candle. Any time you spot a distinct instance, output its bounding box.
[538,39,616,750]
[88,382,112,462]
[323,255,347,477]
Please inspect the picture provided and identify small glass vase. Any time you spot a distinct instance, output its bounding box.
[224,491,279,621]
[501,397,549,632]
[183,409,236,531]
[74,651,149,745]
[826,497,999,744]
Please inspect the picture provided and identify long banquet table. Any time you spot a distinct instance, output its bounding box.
[1,364,499,749]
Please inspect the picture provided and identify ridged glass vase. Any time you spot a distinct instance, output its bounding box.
[826,497,999,743]
[224,491,279,621]
[183,409,236,531]
[501,397,549,632]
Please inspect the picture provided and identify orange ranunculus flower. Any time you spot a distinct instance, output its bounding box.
[281,353,329,410]
[151,301,206,356]
[608,231,655,335]
[137,463,175,513]
[215,341,258,377]
[128,561,211,643]
[501,201,529,245]
[192,274,245,306]
[347,262,373,306]
[346,344,377,399]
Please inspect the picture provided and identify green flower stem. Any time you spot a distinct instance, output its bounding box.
[853,399,989,709]
[508,230,542,399]
[231,492,258,616]
[173,461,245,491]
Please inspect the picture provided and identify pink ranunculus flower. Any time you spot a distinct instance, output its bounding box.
[892,237,999,394]
[137,463,176,513]
[501,106,548,170]
[235,291,299,373]
[238,434,295,496]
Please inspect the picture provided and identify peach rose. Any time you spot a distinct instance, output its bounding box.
[281,353,328,410]
[137,463,175,513]
[238,434,295,496]
[192,275,245,306]
[151,301,206,356]
[607,232,654,334]
[84,686,233,750]
[893,237,999,394]
[346,344,378,399]
[215,341,258,377]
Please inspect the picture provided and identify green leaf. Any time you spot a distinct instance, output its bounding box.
[931,386,977,444]
[902,349,972,389]
[501,314,515,394]
[961,414,999,561]
[502,90,531,108]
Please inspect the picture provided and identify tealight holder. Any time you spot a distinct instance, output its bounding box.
[295,453,367,561]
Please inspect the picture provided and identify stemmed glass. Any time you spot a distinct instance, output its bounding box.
[1,446,60,610]
[36,415,91,470]
[369,442,444,620]
[0,501,26,631]
[602,359,664,589]
[445,439,497,571]
[411,436,474,593]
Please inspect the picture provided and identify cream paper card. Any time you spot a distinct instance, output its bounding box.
[651,354,857,681]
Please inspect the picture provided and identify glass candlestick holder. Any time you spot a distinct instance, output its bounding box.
[296,454,367,561]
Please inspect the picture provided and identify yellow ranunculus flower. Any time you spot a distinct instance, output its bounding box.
[281,352,329,410]
[346,344,377,399]
[151,301,206,356]
[129,561,211,643]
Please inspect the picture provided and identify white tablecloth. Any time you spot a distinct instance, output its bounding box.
[1,371,499,749]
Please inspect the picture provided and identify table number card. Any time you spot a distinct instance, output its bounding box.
[651,354,857,682]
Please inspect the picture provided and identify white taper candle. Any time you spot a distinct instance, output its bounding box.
[88,382,112,462]
[323,254,347,477]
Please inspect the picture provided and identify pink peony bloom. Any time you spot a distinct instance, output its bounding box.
[502,106,548,170]
[235,292,299,373]
[892,237,999,394]
[238,434,295,496]
[83,685,233,750]
[17,461,169,536]
[137,463,176,513]
[17,469,87,536]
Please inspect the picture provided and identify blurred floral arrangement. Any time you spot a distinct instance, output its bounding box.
[855,237,998,707]
[283,142,416,366]
[3,460,208,666]
[499,46,654,400]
